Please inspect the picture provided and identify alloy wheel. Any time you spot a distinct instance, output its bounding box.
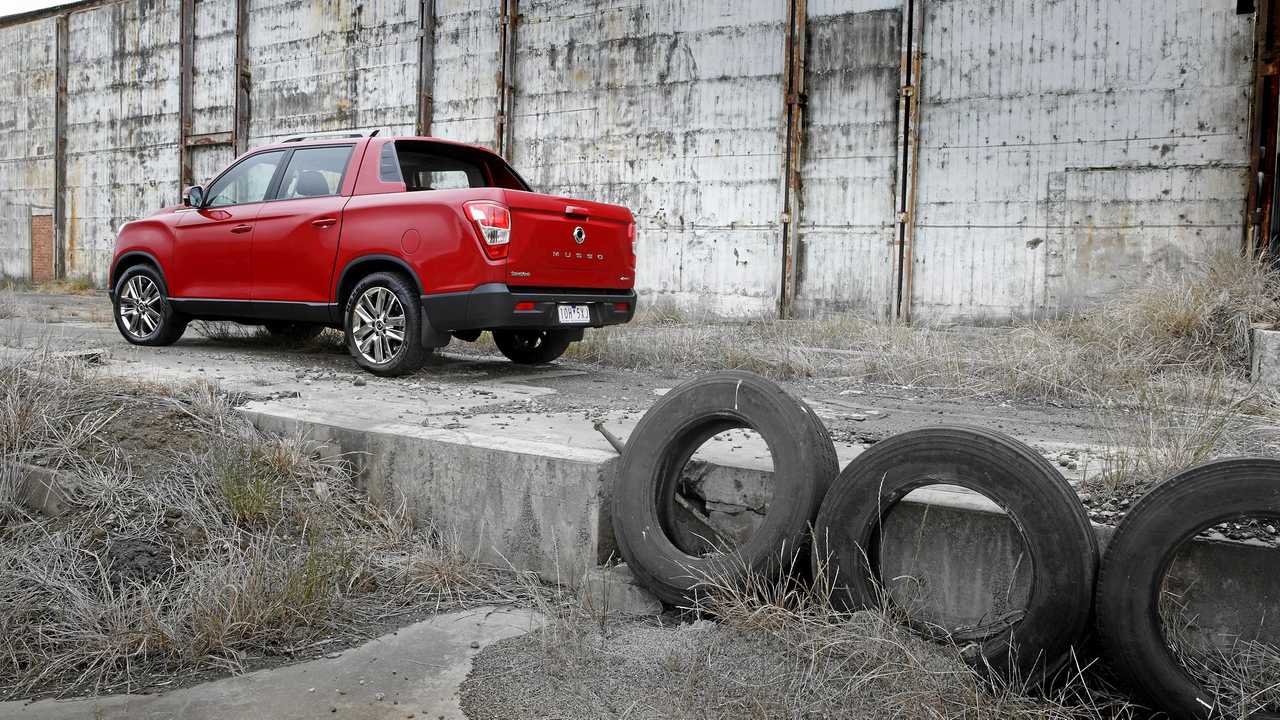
[351,286,406,364]
[118,275,163,339]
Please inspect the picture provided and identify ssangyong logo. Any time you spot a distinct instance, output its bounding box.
[573,226,586,244]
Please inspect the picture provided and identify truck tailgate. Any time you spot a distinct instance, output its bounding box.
[502,190,634,290]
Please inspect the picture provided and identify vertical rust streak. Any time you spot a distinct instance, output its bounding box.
[778,0,806,319]
[233,0,250,155]
[900,46,922,324]
[53,13,68,280]
[892,0,922,322]
[417,0,436,135]
[495,0,518,158]
[178,0,194,188]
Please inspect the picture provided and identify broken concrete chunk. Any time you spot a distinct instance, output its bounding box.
[579,563,663,616]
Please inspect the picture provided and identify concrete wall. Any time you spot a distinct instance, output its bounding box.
[0,0,1258,323]
[0,18,56,280]
[64,0,182,285]
[911,0,1254,322]
[513,0,788,317]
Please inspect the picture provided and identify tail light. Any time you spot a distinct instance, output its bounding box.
[627,221,637,260]
[464,201,511,260]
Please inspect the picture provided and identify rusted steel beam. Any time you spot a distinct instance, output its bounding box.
[233,0,250,155]
[417,0,436,135]
[777,0,807,319]
[1246,0,1280,255]
[53,13,68,280]
[892,0,923,322]
[185,131,234,147]
[178,0,195,189]
[495,0,518,158]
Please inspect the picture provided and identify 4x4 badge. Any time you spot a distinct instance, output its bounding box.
[573,226,586,244]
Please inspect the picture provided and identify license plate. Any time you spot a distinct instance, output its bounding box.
[557,304,591,324]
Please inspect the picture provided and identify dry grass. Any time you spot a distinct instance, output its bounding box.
[563,251,1280,406]
[1162,593,1280,716]
[1082,377,1277,496]
[191,321,346,354]
[464,556,1137,720]
[0,289,16,321]
[0,351,526,698]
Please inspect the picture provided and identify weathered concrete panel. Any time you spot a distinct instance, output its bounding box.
[910,0,1254,323]
[246,0,418,144]
[431,0,499,148]
[64,0,182,285]
[512,0,788,316]
[193,0,235,138]
[0,18,56,279]
[793,5,901,318]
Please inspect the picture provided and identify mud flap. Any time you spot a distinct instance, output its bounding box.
[419,305,453,349]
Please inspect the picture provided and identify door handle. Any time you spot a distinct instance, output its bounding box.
[230,224,252,234]
[564,205,590,217]
[311,218,338,228]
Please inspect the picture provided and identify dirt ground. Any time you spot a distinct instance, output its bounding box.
[1,291,1112,449]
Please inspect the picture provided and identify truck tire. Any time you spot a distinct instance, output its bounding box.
[112,264,187,347]
[1095,457,1280,720]
[343,272,426,377]
[611,371,838,606]
[492,329,574,364]
[812,426,1097,683]
[264,322,325,341]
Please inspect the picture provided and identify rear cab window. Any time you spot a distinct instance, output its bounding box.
[275,145,354,199]
[379,140,531,192]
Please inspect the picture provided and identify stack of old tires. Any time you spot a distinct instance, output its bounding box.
[611,371,1280,720]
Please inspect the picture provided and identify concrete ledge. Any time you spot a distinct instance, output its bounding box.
[240,402,1278,647]
[241,402,618,584]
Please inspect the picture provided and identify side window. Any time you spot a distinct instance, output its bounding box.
[394,143,488,191]
[275,145,354,200]
[205,151,286,208]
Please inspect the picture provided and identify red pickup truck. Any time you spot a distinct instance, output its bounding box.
[108,133,637,375]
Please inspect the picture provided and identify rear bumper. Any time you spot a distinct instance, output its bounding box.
[421,283,636,332]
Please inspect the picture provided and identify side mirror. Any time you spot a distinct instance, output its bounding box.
[183,185,205,207]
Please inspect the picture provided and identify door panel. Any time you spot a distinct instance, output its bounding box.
[251,195,348,303]
[250,145,355,304]
[171,205,263,299]
[170,149,287,300]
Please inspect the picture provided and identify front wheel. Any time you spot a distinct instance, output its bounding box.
[343,272,426,377]
[492,329,575,364]
[112,265,187,346]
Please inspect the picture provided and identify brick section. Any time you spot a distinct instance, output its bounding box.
[29,214,54,282]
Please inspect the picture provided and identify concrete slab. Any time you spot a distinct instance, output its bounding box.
[241,401,620,583]
[0,606,542,720]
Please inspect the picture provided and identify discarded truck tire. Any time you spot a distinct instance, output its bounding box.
[811,426,1097,681]
[1095,457,1280,720]
[611,371,838,607]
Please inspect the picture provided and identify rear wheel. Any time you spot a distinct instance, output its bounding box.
[343,272,426,377]
[492,329,574,364]
[112,265,187,346]
[264,322,324,341]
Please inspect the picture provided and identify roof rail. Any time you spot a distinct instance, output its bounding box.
[280,130,380,143]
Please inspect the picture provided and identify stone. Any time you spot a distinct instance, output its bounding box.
[1252,328,1280,386]
[579,564,663,616]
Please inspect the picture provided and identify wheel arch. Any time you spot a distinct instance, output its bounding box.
[334,254,424,310]
[110,251,168,294]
